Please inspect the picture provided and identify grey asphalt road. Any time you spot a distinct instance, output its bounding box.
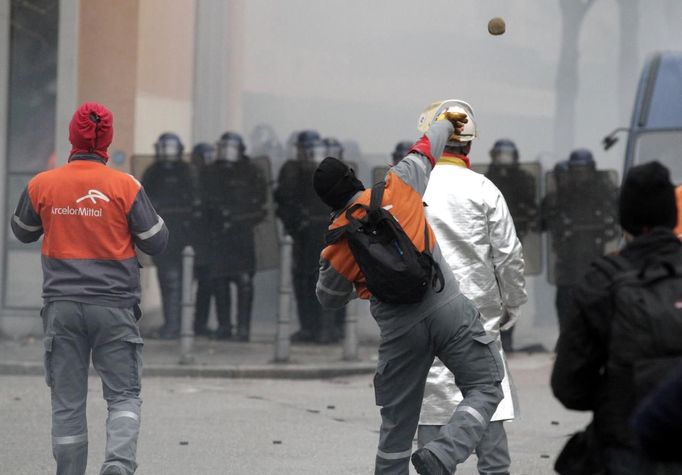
[0,354,588,474]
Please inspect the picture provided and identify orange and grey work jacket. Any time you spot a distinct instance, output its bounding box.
[11,154,169,307]
[316,120,461,342]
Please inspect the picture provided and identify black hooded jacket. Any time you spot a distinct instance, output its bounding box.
[552,228,682,448]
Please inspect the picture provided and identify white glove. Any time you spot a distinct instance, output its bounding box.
[500,306,521,331]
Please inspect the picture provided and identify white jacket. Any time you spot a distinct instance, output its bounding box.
[420,158,527,424]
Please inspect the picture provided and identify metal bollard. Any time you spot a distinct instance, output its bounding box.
[179,246,195,365]
[342,299,359,361]
[274,233,294,363]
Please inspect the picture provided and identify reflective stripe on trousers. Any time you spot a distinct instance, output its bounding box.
[53,433,88,445]
[376,448,412,460]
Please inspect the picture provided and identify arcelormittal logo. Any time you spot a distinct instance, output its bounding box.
[76,189,110,204]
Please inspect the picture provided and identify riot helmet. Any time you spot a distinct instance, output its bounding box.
[217,131,245,162]
[191,142,216,167]
[490,139,519,165]
[154,132,184,161]
[296,130,325,162]
[567,149,596,170]
[391,141,413,165]
[323,137,344,160]
[567,148,597,184]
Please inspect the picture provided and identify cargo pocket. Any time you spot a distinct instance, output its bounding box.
[122,336,144,389]
[472,333,504,383]
[43,336,54,387]
[373,360,389,406]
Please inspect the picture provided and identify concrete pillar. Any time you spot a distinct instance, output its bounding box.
[54,0,80,167]
[193,0,244,143]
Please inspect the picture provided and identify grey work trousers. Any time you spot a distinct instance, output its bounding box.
[42,301,143,475]
[418,422,511,475]
[373,295,504,474]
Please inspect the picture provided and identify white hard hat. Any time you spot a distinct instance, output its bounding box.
[417,99,478,143]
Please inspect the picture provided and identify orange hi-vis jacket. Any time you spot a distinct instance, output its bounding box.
[315,121,461,342]
[11,155,168,307]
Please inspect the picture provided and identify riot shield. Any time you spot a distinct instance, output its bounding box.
[471,162,543,275]
[543,169,620,285]
[251,155,280,271]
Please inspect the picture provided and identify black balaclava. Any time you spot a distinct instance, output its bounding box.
[619,161,677,236]
[313,157,365,210]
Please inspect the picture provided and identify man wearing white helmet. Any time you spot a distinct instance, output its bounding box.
[418,100,527,475]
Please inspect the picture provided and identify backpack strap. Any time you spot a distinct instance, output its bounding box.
[326,202,367,245]
[369,181,386,211]
[325,226,347,245]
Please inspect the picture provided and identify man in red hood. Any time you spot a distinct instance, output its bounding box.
[11,102,168,475]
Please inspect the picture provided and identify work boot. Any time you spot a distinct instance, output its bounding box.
[411,448,450,475]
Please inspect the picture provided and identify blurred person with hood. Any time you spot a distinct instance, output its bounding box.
[552,161,682,475]
[11,102,168,475]
[418,101,526,475]
[315,110,503,475]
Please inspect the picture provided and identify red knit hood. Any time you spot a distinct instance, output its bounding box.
[69,102,113,161]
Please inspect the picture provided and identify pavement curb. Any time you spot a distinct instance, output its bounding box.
[0,360,377,380]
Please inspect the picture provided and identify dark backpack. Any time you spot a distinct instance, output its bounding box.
[325,181,444,304]
[599,255,682,402]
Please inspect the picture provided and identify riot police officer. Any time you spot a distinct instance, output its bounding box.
[275,130,337,343]
[541,149,619,332]
[201,132,267,341]
[486,139,539,240]
[485,139,539,352]
[142,133,194,339]
[190,143,217,336]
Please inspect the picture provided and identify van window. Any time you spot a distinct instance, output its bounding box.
[633,130,682,182]
[644,55,682,129]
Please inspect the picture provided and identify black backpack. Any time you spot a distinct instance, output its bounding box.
[325,181,444,304]
[597,255,682,403]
